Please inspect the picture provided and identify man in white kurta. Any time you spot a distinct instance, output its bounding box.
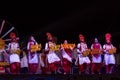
[103,33,116,74]
[77,34,91,74]
[45,41,61,73]
[8,38,20,74]
[45,32,60,74]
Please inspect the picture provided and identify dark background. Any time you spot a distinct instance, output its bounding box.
[0,1,120,50]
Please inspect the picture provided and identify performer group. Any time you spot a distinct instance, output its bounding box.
[0,32,117,75]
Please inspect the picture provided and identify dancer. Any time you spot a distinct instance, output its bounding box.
[91,38,102,74]
[20,48,28,74]
[103,33,116,74]
[27,36,39,74]
[44,32,61,74]
[0,39,9,74]
[61,40,73,74]
[8,32,20,74]
[76,34,91,74]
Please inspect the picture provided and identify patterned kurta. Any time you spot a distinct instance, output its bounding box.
[103,44,115,65]
[77,42,91,65]
[8,42,20,64]
[45,41,60,64]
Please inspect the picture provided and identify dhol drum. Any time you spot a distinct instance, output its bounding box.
[91,49,103,55]
[82,49,91,57]
[10,49,20,55]
[108,48,116,54]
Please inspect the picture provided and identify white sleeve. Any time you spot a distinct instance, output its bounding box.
[45,43,49,51]
[85,44,88,49]
[17,43,20,50]
[103,45,107,52]
[111,44,115,48]
[77,43,81,53]
[100,44,102,50]
[35,41,38,45]
[91,44,93,49]
[27,42,30,50]
[7,43,11,51]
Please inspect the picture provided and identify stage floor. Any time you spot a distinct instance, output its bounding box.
[0,74,120,80]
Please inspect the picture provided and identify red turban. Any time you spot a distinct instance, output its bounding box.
[46,32,53,40]
[105,33,111,41]
[79,34,84,41]
[10,32,16,39]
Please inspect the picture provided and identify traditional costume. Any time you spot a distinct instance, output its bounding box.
[103,33,116,74]
[20,50,28,74]
[0,39,8,74]
[91,38,102,74]
[76,34,91,74]
[61,40,72,74]
[8,32,20,74]
[27,36,39,74]
[45,32,60,74]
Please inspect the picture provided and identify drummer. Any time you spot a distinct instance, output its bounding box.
[76,34,91,74]
[91,38,102,74]
[44,32,61,74]
[103,33,116,74]
[7,32,21,74]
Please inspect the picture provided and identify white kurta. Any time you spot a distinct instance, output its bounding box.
[103,44,115,65]
[91,43,102,63]
[77,42,91,65]
[45,42,60,64]
[8,42,20,63]
[27,41,38,64]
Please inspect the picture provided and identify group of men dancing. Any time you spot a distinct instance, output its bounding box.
[0,32,116,75]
